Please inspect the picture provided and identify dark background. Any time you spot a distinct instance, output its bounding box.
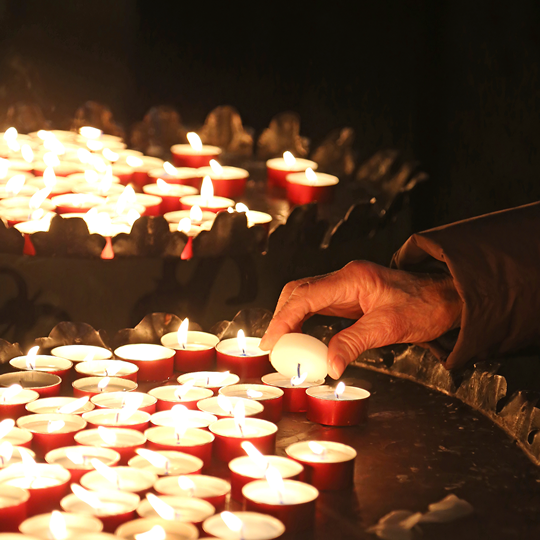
[1,0,540,231]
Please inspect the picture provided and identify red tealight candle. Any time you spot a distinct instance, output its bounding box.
[177,371,240,396]
[143,181,198,214]
[285,440,357,491]
[161,319,219,373]
[148,163,203,188]
[128,448,204,477]
[0,420,33,449]
[116,517,198,540]
[51,193,107,213]
[16,413,87,458]
[149,408,217,430]
[72,376,137,399]
[285,168,339,205]
[107,187,162,216]
[123,156,165,190]
[25,396,95,416]
[19,510,103,538]
[51,344,113,363]
[81,465,157,496]
[215,331,272,381]
[164,206,216,228]
[0,194,56,226]
[33,160,85,177]
[0,372,62,398]
[111,163,135,185]
[75,359,139,382]
[306,383,370,426]
[218,384,283,424]
[171,133,221,168]
[197,396,263,420]
[114,344,175,383]
[180,176,234,214]
[148,385,213,412]
[0,485,30,531]
[197,160,249,199]
[10,348,73,379]
[266,152,318,189]
[91,391,157,415]
[0,385,39,420]
[261,372,325,413]
[82,408,151,433]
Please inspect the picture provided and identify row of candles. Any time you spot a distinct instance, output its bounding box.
[0,127,340,256]
[0,321,369,539]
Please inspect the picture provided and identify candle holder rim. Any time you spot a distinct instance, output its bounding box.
[197,396,264,417]
[208,417,278,438]
[154,474,231,496]
[45,445,121,468]
[9,355,73,371]
[91,391,157,409]
[148,385,214,403]
[114,517,198,540]
[61,489,141,514]
[228,455,304,477]
[75,427,146,447]
[242,478,319,503]
[17,412,87,433]
[19,511,103,535]
[137,495,215,521]
[114,344,175,361]
[26,396,96,414]
[0,372,62,390]
[203,511,285,540]
[177,371,240,388]
[261,372,326,389]
[0,484,31,508]
[51,345,113,362]
[285,440,358,461]
[0,462,71,485]
[75,359,139,376]
[0,387,40,405]
[72,376,138,392]
[144,426,215,445]
[218,383,284,401]
[305,385,371,400]
[128,450,204,473]
[161,331,220,349]
[82,408,151,425]
[81,466,158,491]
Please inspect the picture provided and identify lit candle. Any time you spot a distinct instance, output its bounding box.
[161,319,219,373]
[61,485,141,533]
[285,440,357,490]
[33,160,85,177]
[91,391,157,415]
[108,186,163,216]
[0,419,33,448]
[143,181,198,214]
[0,485,30,532]
[129,448,203,477]
[202,511,285,540]
[285,167,339,205]
[50,193,106,213]
[148,385,214,412]
[82,407,151,433]
[75,359,139,382]
[215,331,272,380]
[72,376,137,398]
[26,396,94,415]
[269,333,328,382]
[154,475,231,512]
[0,193,56,225]
[179,176,234,214]
[228,442,303,501]
[144,426,215,469]
[114,344,175,383]
[29,168,74,197]
[261,371,324,413]
[45,445,121,483]
[197,160,249,199]
[218,384,283,423]
[266,151,318,189]
[19,510,104,539]
[14,216,54,255]
[137,493,215,526]
[10,347,73,379]
[171,133,221,168]
[0,385,39,420]
[163,205,216,227]
[197,395,263,419]
[0,442,36,469]
[233,203,272,230]
[123,156,164,190]
[148,163,203,188]
[177,371,240,396]
[81,462,158,495]
[74,427,146,465]
[306,383,370,426]
[51,345,113,363]
[150,406,217,430]
[0,372,62,399]
[73,180,126,197]
[0,176,38,199]
[115,517,198,540]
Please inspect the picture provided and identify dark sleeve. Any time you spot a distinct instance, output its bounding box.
[391,201,540,369]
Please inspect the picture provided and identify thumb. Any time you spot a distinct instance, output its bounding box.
[327,310,402,379]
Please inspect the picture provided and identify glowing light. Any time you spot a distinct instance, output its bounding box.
[146,493,176,521]
[102,148,119,162]
[43,167,57,189]
[43,152,60,168]
[237,330,247,355]
[57,396,89,415]
[90,154,107,173]
[126,208,140,225]
[156,178,171,193]
[200,176,214,203]
[221,512,244,534]
[97,425,117,446]
[305,167,318,184]
[47,420,65,433]
[87,140,103,152]
[90,458,119,486]
[118,184,136,206]
[37,130,50,140]
[308,441,327,455]
[163,162,177,175]
[172,404,189,440]
[134,525,167,540]
[186,132,203,152]
[79,127,102,140]
[97,377,110,392]
[1,384,23,403]
[189,205,203,222]
[116,392,145,423]
[0,159,9,178]
[5,174,26,196]
[136,448,169,469]
[246,389,263,399]
[25,346,39,370]
[29,188,51,211]
[71,483,101,509]
[21,144,34,163]
[49,510,68,540]
[177,475,196,496]
[0,441,13,465]
[209,159,223,176]
[217,394,233,415]
[177,218,191,233]
[265,465,285,502]
[283,151,296,167]
[177,318,189,349]
[3,127,18,141]
[235,202,249,213]
[174,380,196,400]
[233,400,246,437]
[126,156,143,168]
[291,364,308,386]
[65,448,85,466]
[98,168,113,194]
[7,139,20,152]
[78,148,92,165]
[0,419,15,439]
[241,441,268,471]
[334,382,346,399]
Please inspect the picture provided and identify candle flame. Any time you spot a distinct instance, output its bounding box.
[80,127,102,140]
[101,360,122,377]
[19,446,38,474]
[47,420,66,433]
[49,511,68,540]
[84,169,98,184]
[57,396,90,415]
[305,167,317,184]
[97,377,110,392]
[237,330,247,355]
[135,525,167,540]
[205,371,230,386]
[0,159,9,179]
[2,384,23,403]
[90,155,107,173]
[156,178,171,193]
[3,127,17,141]
[117,392,145,423]
[209,159,223,176]
[126,156,143,168]
[334,382,346,399]
[87,140,103,152]
[65,448,85,465]
[163,162,177,176]
[241,441,268,471]
[200,176,214,202]
[221,511,244,533]
[174,380,196,400]
[83,351,95,362]
[246,389,263,399]
[0,441,13,464]
[265,465,285,497]
[172,404,189,439]
[91,457,119,486]
[177,318,189,348]
[78,148,92,164]
[126,208,141,226]
[283,151,296,167]
[98,167,113,194]
[21,144,34,163]
[217,394,233,415]
[235,202,249,213]
[26,345,39,370]
[118,184,137,207]
[43,152,60,168]
[136,448,170,469]
[291,368,308,387]
[189,205,203,222]
[186,132,203,152]
[29,188,51,211]
[177,475,196,495]
[36,130,50,140]
[98,425,117,446]
[146,493,176,521]
[177,217,191,234]
[43,167,57,188]
[308,441,327,455]
[102,148,119,162]
[233,400,246,436]
[71,483,102,509]
[0,419,15,439]
[5,174,26,196]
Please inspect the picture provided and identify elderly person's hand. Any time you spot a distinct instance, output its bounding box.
[260,261,463,379]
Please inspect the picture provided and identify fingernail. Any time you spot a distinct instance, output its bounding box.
[330,355,347,379]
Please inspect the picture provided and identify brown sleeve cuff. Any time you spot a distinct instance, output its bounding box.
[392,201,540,369]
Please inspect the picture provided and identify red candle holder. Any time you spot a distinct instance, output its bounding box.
[25,396,94,416]
[285,441,357,491]
[242,479,319,532]
[160,331,219,373]
[219,384,283,423]
[111,163,134,185]
[91,391,157,415]
[82,409,151,433]
[72,376,137,398]
[0,387,40,420]
[0,372,62,398]
[171,144,222,168]
[127,157,165,190]
[0,485,30,532]
[74,427,146,465]
[266,157,318,189]
[144,426,214,469]
[261,373,325,413]
[285,171,339,205]
[215,338,272,381]
[114,344,175,383]
[209,418,277,462]
[197,165,249,199]
[177,371,240,396]
[143,183,198,214]
[306,385,370,426]
[203,511,285,540]
[148,167,203,188]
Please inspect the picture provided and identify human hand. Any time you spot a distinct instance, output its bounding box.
[260,261,463,379]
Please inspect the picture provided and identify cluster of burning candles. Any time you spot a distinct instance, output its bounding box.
[0,127,340,259]
[0,319,369,539]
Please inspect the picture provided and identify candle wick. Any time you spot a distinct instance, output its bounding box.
[182,343,186,350]
[297,363,301,379]
[241,349,246,357]
[115,411,120,423]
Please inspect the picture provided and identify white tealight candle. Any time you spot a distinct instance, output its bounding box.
[26,396,95,415]
[73,376,138,398]
[197,396,263,419]
[177,371,240,393]
[203,511,285,540]
[81,466,157,494]
[61,488,141,518]
[115,517,198,540]
[137,494,215,524]
[149,410,217,429]
[148,386,213,411]
[19,511,104,539]
[286,170,339,187]
[82,409,150,431]
[155,474,231,506]
[91,391,157,415]
[0,462,70,490]
[75,359,139,380]
[128,450,203,477]
[51,345,113,363]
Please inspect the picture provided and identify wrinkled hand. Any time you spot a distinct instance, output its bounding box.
[260,261,463,379]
